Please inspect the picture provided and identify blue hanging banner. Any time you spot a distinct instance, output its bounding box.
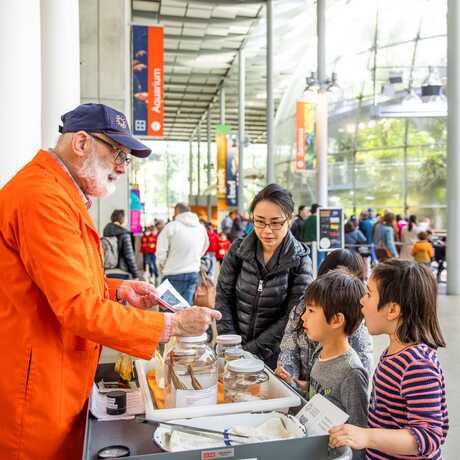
[226,133,238,207]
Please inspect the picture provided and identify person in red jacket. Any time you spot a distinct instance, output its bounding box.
[217,231,231,263]
[141,225,158,282]
[204,222,219,277]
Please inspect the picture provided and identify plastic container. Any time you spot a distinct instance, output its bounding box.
[215,334,242,381]
[223,358,269,403]
[106,390,127,415]
[164,334,217,409]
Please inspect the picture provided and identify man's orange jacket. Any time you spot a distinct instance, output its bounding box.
[0,151,165,460]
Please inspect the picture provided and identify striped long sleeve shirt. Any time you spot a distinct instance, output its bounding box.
[367,344,448,460]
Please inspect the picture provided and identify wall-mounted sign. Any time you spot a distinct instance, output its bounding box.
[132,25,164,137]
[316,208,344,252]
[295,101,316,171]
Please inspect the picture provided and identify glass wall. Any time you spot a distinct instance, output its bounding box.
[273,0,447,228]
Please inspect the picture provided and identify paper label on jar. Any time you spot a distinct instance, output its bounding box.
[175,384,218,408]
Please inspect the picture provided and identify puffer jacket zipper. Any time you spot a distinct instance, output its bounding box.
[247,278,264,342]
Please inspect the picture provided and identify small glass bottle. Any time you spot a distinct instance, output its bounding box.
[215,334,242,381]
[223,358,269,403]
[165,334,218,408]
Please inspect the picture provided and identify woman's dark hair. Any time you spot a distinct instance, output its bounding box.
[383,212,395,225]
[372,259,446,349]
[344,222,354,234]
[318,249,366,281]
[408,214,417,232]
[305,268,366,336]
[249,183,294,218]
[111,209,125,223]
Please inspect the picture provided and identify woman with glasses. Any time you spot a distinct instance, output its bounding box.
[215,184,313,369]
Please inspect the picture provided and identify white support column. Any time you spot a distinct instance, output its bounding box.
[189,138,193,203]
[238,48,246,214]
[207,111,212,221]
[41,0,80,149]
[0,0,42,187]
[266,0,275,184]
[220,88,226,125]
[447,0,460,294]
[316,0,328,207]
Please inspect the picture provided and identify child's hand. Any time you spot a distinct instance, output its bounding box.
[293,378,309,391]
[274,366,293,384]
[329,424,370,450]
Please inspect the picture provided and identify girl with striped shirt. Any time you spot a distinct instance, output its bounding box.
[329,259,448,459]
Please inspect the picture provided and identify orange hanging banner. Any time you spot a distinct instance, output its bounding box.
[216,124,231,211]
[296,101,306,170]
[295,101,316,171]
[147,26,164,137]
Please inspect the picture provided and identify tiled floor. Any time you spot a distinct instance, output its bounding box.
[371,288,459,459]
[101,289,459,458]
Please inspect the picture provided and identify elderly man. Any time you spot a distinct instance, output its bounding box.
[0,103,221,460]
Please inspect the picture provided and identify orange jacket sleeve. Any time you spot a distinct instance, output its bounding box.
[106,277,123,301]
[18,188,164,359]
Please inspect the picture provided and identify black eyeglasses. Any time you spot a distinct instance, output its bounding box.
[251,218,288,231]
[89,134,131,166]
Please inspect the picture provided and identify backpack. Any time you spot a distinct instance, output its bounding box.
[101,236,119,269]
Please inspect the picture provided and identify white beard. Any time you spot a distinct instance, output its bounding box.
[75,147,118,198]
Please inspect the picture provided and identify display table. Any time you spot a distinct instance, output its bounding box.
[82,363,331,460]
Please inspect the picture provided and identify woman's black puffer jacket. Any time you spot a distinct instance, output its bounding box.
[215,231,313,368]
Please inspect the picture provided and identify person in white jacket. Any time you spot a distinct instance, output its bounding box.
[156,203,209,304]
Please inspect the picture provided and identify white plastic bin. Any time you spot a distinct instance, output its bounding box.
[136,358,301,422]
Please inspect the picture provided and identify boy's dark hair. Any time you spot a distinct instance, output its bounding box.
[418,231,428,240]
[304,268,366,336]
[372,259,446,348]
[298,205,307,214]
[111,209,125,223]
[318,248,366,281]
[249,183,294,218]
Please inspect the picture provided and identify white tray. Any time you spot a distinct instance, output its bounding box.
[136,358,301,421]
[154,412,306,452]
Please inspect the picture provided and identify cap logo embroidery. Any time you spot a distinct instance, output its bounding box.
[115,115,128,129]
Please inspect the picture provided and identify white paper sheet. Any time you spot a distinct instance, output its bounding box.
[295,394,349,436]
[156,279,190,311]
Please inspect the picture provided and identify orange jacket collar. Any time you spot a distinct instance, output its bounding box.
[33,150,97,233]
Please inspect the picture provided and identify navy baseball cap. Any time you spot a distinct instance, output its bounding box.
[59,103,151,158]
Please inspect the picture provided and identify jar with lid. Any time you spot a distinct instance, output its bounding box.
[165,334,218,408]
[223,358,269,403]
[224,346,244,365]
[215,334,242,381]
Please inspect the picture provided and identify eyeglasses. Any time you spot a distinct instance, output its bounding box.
[89,134,131,166]
[252,218,288,231]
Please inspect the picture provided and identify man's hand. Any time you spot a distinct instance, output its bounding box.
[329,424,370,450]
[171,307,222,337]
[117,280,159,310]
